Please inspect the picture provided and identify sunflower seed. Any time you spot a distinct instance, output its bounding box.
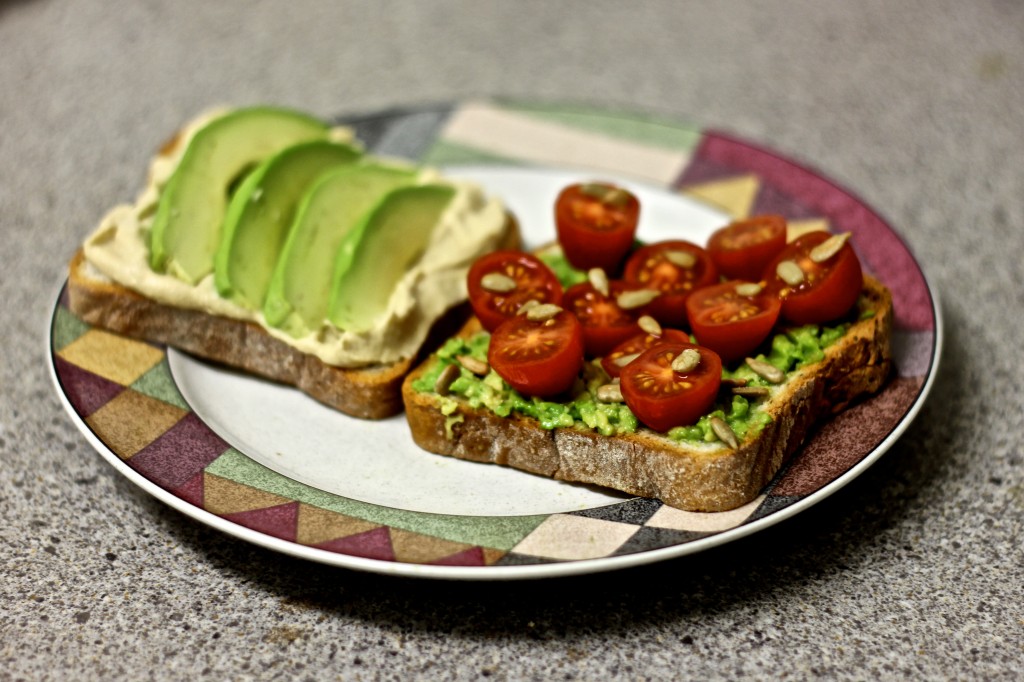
[596,383,624,403]
[587,267,610,297]
[434,363,461,395]
[517,299,540,315]
[810,232,851,263]
[776,259,805,286]
[638,314,662,336]
[616,288,660,310]
[613,352,641,367]
[671,348,701,373]
[710,416,740,450]
[733,385,771,397]
[480,272,516,293]
[664,250,697,269]
[456,355,489,376]
[525,303,563,322]
[720,377,749,389]
[745,357,785,383]
[735,282,763,297]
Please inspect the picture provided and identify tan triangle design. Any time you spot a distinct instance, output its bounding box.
[203,473,292,515]
[682,175,760,219]
[786,218,831,242]
[482,547,506,566]
[295,504,380,546]
[389,528,475,565]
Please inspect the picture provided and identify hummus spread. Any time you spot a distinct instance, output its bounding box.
[82,109,508,367]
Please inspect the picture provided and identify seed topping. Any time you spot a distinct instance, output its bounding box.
[596,383,624,403]
[456,355,489,376]
[745,357,785,383]
[525,303,563,322]
[733,385,770,398]
[433,363,461,396]
[735,282,763,297]
[616,288,660,310]
[638,315,662,336]
[710,416,740,450]
[776,259,805,286]
[664,250,697,269]
[613,352,641,367]
[671,348,701,374]
[480,272,516,293]
[810,232,851,263]
[587,268,610,297]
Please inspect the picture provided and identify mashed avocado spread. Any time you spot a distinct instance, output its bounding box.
[413,252,853,446]
[411,323,844,445]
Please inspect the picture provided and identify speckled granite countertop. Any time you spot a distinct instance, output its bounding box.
[3,1,1022,679]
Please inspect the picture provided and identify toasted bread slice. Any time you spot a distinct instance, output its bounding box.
[66,210,519,419]
[402,275,893,511]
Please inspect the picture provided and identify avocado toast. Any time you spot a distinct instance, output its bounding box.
[67,107,519,419]
[401,188,894,512]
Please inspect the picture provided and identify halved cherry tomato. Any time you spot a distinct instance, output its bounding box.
[601,328,691,378]
[555,182,640,273]
[563,281,641,358]
[619,342,723,432]
[488,309,584,397]
[622,241,718,327]
[686,281,782,362]
[467,251,563,332]
[763,231,863,325]
[707,215,787,281]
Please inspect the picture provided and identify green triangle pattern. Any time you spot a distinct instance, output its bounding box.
[204,448,546,551]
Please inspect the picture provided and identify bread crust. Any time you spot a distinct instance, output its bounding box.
[402,276,893,511]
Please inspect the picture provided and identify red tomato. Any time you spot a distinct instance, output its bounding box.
[763,231,863,325]
[488,308,584,397]
[707,215,788,281]
[467,251,563,332]
[685,282,782,362]
[619,343,723,432]
[563,281,641,358]
[601,328,691,378]
[622,241,719,327]
[555,182,640,273]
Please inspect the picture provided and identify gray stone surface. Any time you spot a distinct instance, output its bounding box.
[2,0,1022,679]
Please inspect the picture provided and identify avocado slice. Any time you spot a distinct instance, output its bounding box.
[149,107,330,283]
[262,163,417,336]
[212,140,362,309]
[327,184,456,333]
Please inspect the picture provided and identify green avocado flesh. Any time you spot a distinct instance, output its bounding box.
[213,140,362,309]
[261,163,417,335]
[414,251,853,446]
[149,107,330,284]
[327,184,456,333]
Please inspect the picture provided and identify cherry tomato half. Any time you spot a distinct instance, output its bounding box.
[623,241,719,327]
[555,182,640,273]
[619,342,723,432]
[686,281,782,363]
[563,281,642,358]
[707,215,787,281]
[488,308,584,398]
[763,231,863,325]
[601,328,691,379]
[468,251,563,332]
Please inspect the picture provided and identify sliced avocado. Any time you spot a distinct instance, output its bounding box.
[327,184,456,333]
[149,107,330,283]
[262,163,417,335]
[212,140,362,309]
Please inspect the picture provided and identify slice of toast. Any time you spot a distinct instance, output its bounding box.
[401,275,893,511]
[66,209,519,420]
